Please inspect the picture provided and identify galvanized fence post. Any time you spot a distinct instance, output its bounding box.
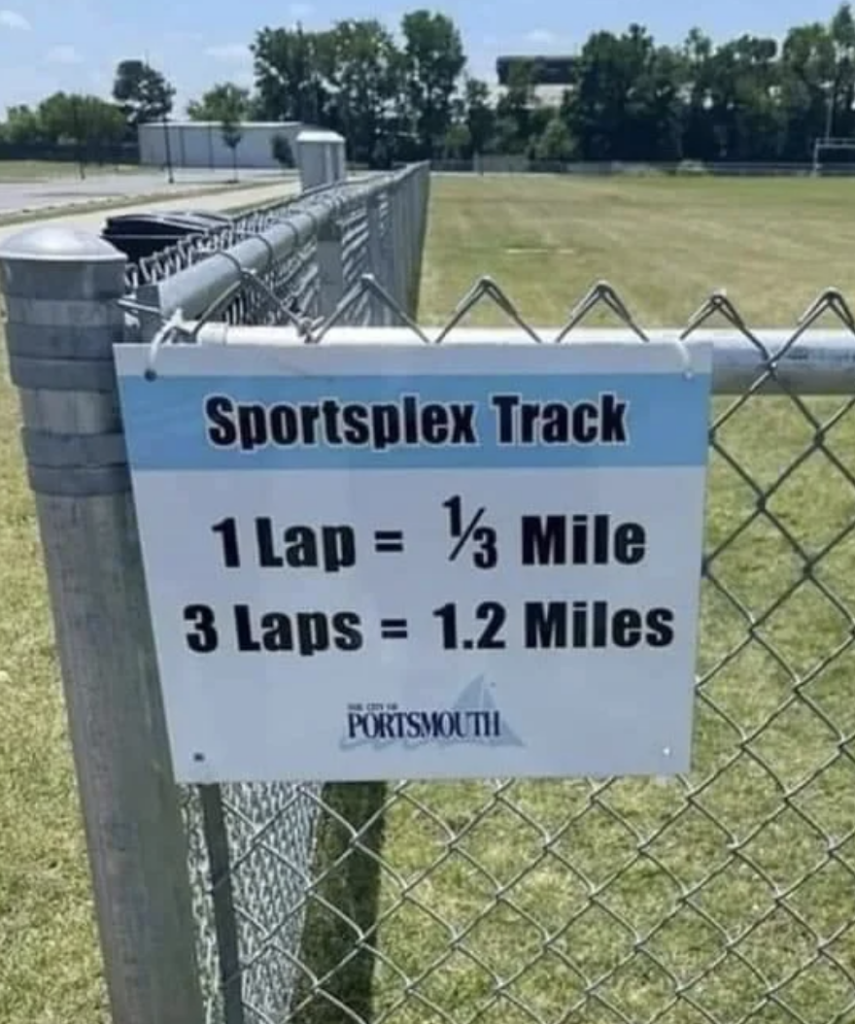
[317,217,345,318]
[389,183,408,314]
[0,226,205,1024]
[399,178,415,314]
[366,192,391,326]
[411,166,431,317]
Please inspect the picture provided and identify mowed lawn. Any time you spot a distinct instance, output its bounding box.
[418,173,855,325]
[0,334,106,1020]
[0,160,138,182]
[2,174,855,1024]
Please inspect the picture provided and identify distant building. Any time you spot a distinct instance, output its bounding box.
[137,120,308,170]
[495,56,576,108]
[496,56,578,86]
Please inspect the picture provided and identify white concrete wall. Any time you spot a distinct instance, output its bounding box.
[138,121,307,170]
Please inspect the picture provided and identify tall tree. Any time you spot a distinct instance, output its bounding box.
[1,105,43,143]
[780,23,835,159]
[30,92,125,175]
[325,19,403,162]
[251,25,334,123]
[187,82,252,123]
[187,82,251,179]
[463,78,494,157]
[533,114,576,161]
[220,117,243,180]
[400,10,466,157]
[829,3,855,136]
[681,29,715,159]
[495,59,538,154]
[570,29,639,159]
[37,92,125,147]
[112,59,175,133]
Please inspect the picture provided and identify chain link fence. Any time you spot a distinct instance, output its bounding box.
[121,162,432,1024]
[6,160,852,1024]
[124,156,855,1024]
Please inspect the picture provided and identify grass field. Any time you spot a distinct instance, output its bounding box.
[2,174,855,1024]
[0,160,140,182]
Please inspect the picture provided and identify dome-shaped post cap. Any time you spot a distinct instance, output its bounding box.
[0,225,126,262]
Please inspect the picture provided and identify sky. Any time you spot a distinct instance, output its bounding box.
[0,0,849,117]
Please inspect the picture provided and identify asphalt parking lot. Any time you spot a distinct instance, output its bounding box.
[0,167,290,215]
[0,177,303,249]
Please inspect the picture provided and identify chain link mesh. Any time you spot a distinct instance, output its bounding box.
[124,180,339,293]
[128,170,855,1024]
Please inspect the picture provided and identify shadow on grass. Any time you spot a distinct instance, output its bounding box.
[292,782,387,1024]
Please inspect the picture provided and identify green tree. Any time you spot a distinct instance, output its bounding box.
[779,23,834,159]
[565,25,685,161]
[533,114,576,162]
[1,104,43,143]
[34,92,125,174]
[251,25,334,123]
[187,82,251,122]
[38,93,123,143]
[443,122,471,159]
[271,132,294,168]
[495,59,537,153]
[828,3,855,136]
[681,28,715,159]
[400,10,466,157]
[463,78,494,158]
[112,59,175,134]
[221,119,243,179]
[188,83,251,179]
[325,19,403,163]
[567,30,627,159]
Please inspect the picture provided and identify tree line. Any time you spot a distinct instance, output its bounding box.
[2,5,855,167]
[0,60,174,165]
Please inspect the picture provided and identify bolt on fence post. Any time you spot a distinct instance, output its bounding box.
[316,216,345,318]
[0,226,205,1024]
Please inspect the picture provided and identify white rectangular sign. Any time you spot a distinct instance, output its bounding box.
[114,340,712,783]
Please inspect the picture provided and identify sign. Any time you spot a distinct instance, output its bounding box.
[113,341,713,783]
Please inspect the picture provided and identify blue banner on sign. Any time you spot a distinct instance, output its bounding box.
[118,371,712,471]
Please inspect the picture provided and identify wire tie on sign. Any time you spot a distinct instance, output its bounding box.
[144,308,190,381]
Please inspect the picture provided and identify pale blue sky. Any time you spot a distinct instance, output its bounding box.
[0,0,847,116]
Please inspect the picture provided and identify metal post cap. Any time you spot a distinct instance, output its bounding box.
[0,224,125,262]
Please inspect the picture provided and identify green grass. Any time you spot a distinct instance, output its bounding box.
[0,335,106,1017]
[2,174,855,1024]
[418,174,855,326]
[0,160,140,182]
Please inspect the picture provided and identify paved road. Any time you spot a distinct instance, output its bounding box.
[0,178,302,249]
[0,167,292,216]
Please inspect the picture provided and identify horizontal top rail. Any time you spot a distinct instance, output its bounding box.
[178,325,855,395]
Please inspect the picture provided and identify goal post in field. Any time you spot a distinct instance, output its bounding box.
[812,136,855,175]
